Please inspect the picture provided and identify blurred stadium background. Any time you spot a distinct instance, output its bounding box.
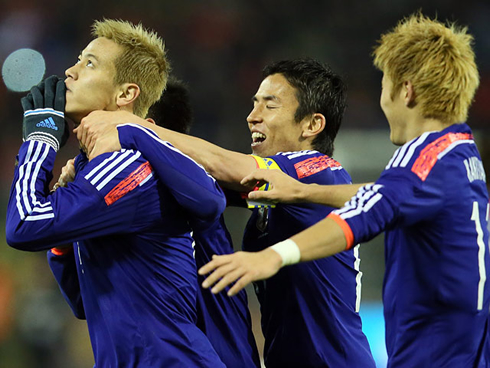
[0,1,489,367]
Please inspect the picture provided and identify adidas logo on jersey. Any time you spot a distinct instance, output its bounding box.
[36,117,58,131]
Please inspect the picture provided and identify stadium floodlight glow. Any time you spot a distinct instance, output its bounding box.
[2,48,46,92]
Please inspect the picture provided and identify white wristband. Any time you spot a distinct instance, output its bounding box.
[270,239,301,267]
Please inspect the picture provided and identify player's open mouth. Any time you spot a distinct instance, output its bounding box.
[251,132,266,147]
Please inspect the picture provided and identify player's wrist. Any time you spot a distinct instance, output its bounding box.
[295,182,311,203]
[270,239,301,267]
[26,132,60,151]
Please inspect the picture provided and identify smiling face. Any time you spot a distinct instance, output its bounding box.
[64,37,124,124]
[247,73,308,157]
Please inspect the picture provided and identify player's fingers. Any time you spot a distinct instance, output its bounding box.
[30,86,44,108]
[198,254,231,276]
[81,120,99,155]
[43,75,58,109]
[77,118,90,145]
[210,268,246,294]
[55,79,66,112]
[240,170,269,186]
[73,125,79,137]
[88,143,100,161]
[79,125,89,148]
[21,93,34,112]
[201,266,233,289]
[35,77,45,95]
[86,133,97,155]
[88,139,114,161]
[227,274,254,296]
[200,260,236,288]
[60,160,76,182]
[247,190,275,201]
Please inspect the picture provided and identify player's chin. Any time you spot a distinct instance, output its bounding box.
[65,109,82,126]
[251,142,267,157]
[389,131,404,146]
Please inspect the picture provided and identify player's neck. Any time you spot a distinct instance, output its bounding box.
[404,115,453,143]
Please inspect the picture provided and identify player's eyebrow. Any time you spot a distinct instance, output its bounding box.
[78,51,99,62]
[83,53,99,61]
[251,95,280,103]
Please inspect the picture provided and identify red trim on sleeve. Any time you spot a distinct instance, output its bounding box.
[327,212,355,250]
[250,155,261,168]
[51,247,73,256]
[104,161,153,205]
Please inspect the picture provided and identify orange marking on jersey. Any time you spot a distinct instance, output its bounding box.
[294,156,341,179]
[411,133,472,181]
[327,212,354,250]
[104,162,153,206]
[51,247,73,256]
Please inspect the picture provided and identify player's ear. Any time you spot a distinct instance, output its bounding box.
[403,80,416,107]
[302,113,326,139]
[145,118,156,125]
[116,83,140,109]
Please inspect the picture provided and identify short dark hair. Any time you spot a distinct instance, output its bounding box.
[148,78,193,134]
[262,58,346,156]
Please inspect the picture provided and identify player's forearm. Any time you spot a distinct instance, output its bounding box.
[290,216,348,262]
[128,122,253,190]
[299,183,369,208]
[6,142,57,250]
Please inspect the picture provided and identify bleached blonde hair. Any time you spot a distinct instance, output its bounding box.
[373,13,479,124]
[93,19,169,118]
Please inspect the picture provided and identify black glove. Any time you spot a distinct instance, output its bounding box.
[21,75,69,152]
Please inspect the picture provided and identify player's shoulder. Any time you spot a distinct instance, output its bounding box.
[80,149,154,199]
[384,124,476,182]
[272,150,349,183]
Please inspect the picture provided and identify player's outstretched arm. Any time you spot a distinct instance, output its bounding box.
[76,110,256,191]
[199,215,348,296]
[241,169,370,208]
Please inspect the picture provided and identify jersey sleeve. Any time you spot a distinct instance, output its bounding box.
[5,140,154,251]
[329,148,446,248]
[116,123,226,222]
[247,151,352,208]
[47,248,85,319]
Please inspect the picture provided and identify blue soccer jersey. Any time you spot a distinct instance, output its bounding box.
[6,136,226,367]
[243,151,375,368]
[116,124,261,368]
[193,217,261,368]
[330,123,490,367]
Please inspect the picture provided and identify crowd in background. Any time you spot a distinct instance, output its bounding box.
[0,0,489,366]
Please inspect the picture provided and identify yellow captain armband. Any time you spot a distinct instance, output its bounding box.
[245,156,282,209]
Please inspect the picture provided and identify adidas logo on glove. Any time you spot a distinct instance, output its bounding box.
[36,117,59,131]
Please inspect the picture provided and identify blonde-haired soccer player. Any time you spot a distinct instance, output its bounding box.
[7,19,227,367]
[65,19,168,124]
